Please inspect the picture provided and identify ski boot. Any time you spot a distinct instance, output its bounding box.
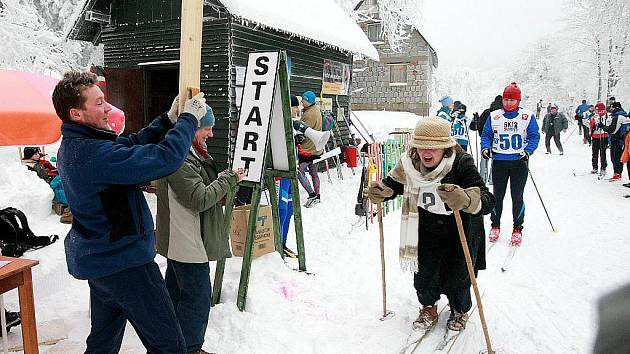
[447,310,469,331]
[0,310,21,336]
[304,194,320,208]
[590,169,598,174]
[283,246,298,259]
[511,228,523,246]
[413,305,438,330]
[609,173,622,181]
[488,227,500,243]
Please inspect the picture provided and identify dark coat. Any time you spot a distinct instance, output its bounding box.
[542,113,569,135]
[384,147,495,293]
[57,113,197,279]
[478,96,503,136]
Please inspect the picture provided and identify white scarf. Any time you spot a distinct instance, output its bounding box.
[395,153,455,273]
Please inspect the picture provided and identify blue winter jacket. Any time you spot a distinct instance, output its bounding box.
[575,103,590,116]
[57,113,197,279]
[480,109,540,161]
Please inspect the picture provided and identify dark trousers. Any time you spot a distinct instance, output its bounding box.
[490,159,528,230]
[86,262,185,354]
[165,259,212,353]
[592,138,608,170]
[577,118,583,134]
[610,138,624,174]
[545,132,563,153]
[414,233,473,313]
[583,126,592,144]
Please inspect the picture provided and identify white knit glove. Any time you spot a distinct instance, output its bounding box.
[183,92,207,125]
[167,96,179,124]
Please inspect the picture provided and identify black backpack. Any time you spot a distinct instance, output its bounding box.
[0,207,59,258]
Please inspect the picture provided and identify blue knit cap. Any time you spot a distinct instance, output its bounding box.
[439,95,454,107]
[199,105,215,128]
[302,91,317,105]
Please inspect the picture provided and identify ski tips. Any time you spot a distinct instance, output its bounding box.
[379,310,395,321]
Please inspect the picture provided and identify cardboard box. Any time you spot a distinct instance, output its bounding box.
[230,204,275,258]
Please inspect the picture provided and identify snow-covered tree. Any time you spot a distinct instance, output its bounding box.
[0,0,101,75]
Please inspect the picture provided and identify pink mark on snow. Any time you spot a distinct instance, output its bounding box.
[276,282,296,301]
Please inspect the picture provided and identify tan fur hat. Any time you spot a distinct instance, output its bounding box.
[409,116,456,150]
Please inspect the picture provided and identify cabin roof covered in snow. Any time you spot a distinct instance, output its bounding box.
[66,0,379,60]
[220,0,378,60]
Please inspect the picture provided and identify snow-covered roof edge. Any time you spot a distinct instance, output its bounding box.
[220,0,379,61]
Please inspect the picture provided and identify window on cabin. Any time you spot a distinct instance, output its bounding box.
[367,23,383,43]
[389,63,408,85]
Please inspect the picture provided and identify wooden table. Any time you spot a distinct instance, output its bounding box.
[0,256,39,353]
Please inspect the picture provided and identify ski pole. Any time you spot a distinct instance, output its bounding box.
[527,167,556,232]
[444,186,494,354]
[562,124,578,143]
[377,201,394,321]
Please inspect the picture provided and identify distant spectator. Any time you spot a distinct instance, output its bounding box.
[582,105,594,145]
[437,95,454,122]
[536,99,543,119]
[542,104,568,155]
[575,100,590,135]
[21,147,57,183]
[546,102,552,114]
[298,90,323,208]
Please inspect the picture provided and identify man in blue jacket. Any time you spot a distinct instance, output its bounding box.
[575,99,590,135]
[481,82,540,247]
[52,71,206,354]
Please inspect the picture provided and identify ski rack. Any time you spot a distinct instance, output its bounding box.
[212,51,307,311]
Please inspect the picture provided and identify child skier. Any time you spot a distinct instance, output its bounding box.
[368,117,494,332]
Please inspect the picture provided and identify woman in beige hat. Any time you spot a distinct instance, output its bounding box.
[368,116,495,333]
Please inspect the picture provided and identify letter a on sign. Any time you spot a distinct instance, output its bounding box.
[232,52,280,183]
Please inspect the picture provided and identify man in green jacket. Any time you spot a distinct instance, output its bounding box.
[542,104,569,155]
[156,106,245,354]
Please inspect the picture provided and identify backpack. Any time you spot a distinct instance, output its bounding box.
[322,111,335,131]
[0,207,59,258]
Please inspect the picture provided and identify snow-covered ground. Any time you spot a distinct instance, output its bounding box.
[1,112,629,353]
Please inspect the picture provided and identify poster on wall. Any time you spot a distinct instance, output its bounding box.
[321,59,351,96]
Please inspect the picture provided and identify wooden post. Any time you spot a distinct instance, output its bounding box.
[212,186,237,305]
[237,184,262,311]
[178,0,203,113]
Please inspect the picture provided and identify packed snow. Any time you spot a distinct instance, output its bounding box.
[0,112,629,353]
[220,0,379,60]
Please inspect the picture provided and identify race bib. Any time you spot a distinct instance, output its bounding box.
[451,119,468,141]
[491,109,532,154]
[417,184,452,215]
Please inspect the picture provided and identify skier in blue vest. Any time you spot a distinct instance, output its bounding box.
[451,103,469,151]
[481,82,540,246]
[437,95,454,122]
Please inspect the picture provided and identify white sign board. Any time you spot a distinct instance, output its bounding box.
[269,72,290,172]
[232,52,279,183]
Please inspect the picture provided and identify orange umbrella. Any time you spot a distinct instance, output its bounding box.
[0,70,126,145]
[0,70,62,146]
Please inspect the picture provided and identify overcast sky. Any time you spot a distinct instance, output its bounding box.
[419,0,567,71]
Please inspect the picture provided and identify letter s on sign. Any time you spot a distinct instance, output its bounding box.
[254,56,269,75]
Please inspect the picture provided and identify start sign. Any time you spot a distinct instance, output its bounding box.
[232,52,280,183]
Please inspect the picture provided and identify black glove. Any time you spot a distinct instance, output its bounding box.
[519,151,530,160]
[481,149,491,160]
[294,134,305,145]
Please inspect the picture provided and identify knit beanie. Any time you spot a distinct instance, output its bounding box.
[595,102,606,111]
[302,91,316,105]
[409,117,457,150]
[439,95,454,107]
[199,105,215,128]
[503,82,521,101]
[290,95,299,107]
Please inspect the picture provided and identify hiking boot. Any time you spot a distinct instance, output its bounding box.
[60,207,73,224]
[447,311,469,331]
[609,173,622,181]
[590,169,598,174]
[559,151,564,155]
[0,310,21,336]
[283,246,298,259]
[304,194,320,208]
[413,305,438,330]
[488,227,500,243]
[599,169,607,177]
[511,228,523,246]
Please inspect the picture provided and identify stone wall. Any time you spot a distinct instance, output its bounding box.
[352,25,434,116]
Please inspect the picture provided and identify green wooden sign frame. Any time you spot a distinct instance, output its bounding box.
[212,51,307,311]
